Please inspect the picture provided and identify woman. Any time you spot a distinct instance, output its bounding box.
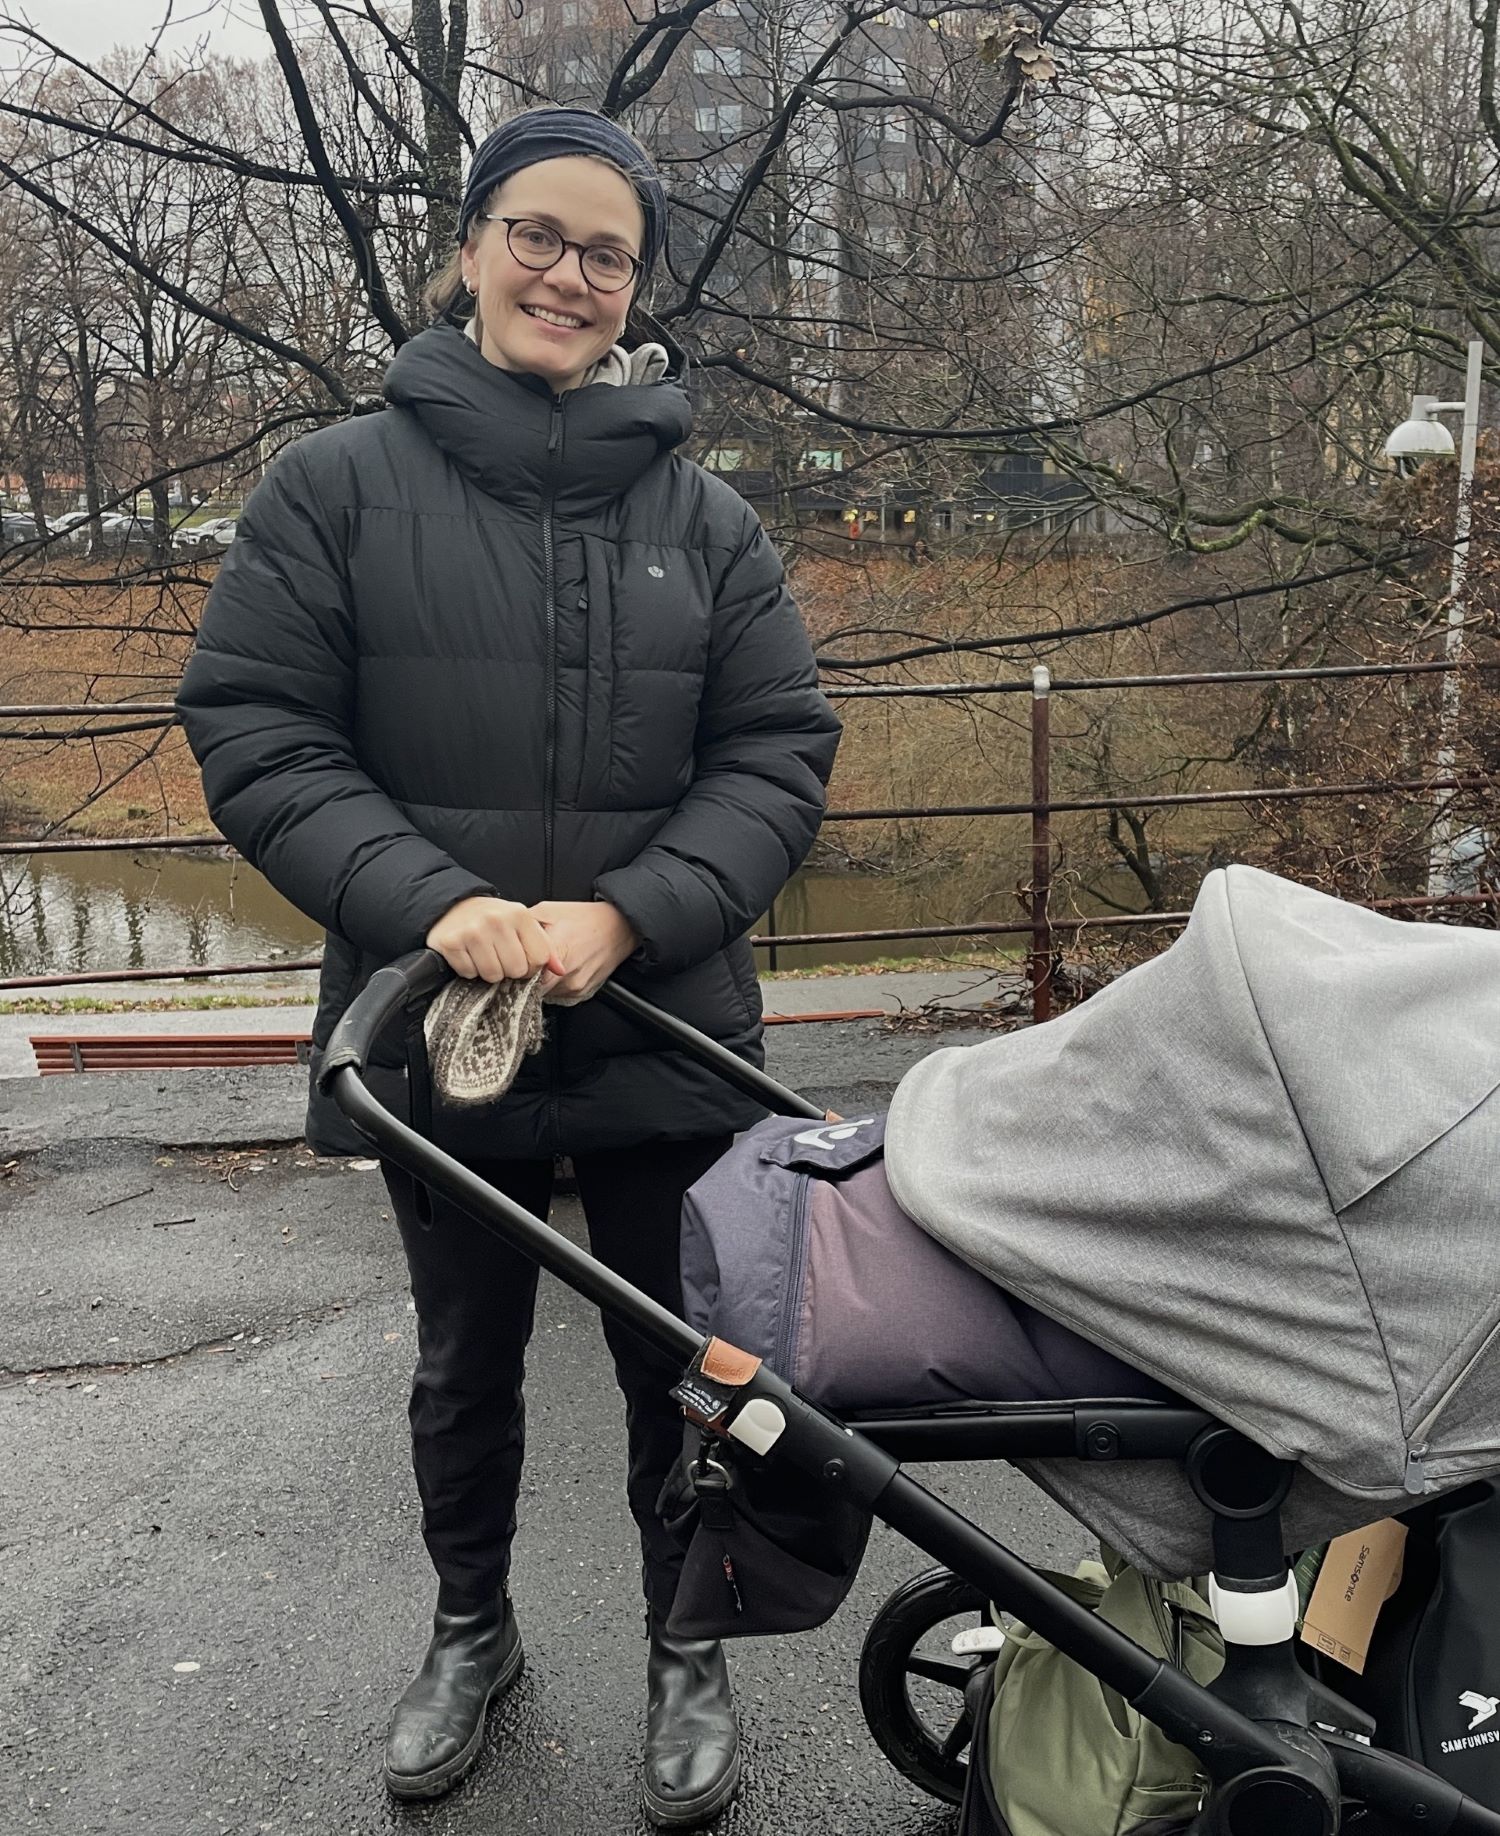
[177,108,840,1827]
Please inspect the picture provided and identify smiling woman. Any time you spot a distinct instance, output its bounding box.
[422,106,670,394]
[461,157,644,391]
[176,103,840,1833]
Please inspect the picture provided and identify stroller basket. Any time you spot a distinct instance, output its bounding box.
[322,951,1500,1836]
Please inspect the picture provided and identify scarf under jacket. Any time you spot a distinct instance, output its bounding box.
[463,314,670,389]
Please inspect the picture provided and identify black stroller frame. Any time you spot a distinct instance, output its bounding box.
[324,951,1500,1836]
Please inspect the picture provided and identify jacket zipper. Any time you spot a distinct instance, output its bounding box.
[1403,1309,1500,1494]
[542,394,564,1151]
[775,1174,813,1381]
[541,395,564,897]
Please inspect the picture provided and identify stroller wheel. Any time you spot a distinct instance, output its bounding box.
[859,1567,991,1806]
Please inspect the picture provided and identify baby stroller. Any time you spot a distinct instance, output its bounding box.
[322,875,1500,1836]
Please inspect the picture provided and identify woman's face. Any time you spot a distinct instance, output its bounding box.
[461,155,645,392]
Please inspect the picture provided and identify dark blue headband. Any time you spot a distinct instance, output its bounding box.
[457,108,667,281]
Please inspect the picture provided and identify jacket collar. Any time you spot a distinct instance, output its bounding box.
[383,324,692,512]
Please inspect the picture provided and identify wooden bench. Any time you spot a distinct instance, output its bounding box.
[29,1034,313,1075]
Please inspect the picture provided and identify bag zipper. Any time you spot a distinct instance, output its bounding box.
[1403,1309,1500,1494]
[774,1174,812,1381]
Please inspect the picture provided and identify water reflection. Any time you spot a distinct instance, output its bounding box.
[0,851,323,980]
[765,862,1035,969]
[0,843,1093,980]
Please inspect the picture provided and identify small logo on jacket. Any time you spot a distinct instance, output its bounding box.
[1442,1692,1500,1753]
[792,1118,877,1152]
[648,564,665,577]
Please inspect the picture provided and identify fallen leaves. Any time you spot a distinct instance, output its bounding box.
[181,1144,321,1191]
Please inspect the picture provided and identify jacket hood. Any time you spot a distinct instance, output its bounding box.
[384,323,693,512]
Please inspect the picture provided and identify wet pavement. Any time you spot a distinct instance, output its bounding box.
[1,1018,1087,1835]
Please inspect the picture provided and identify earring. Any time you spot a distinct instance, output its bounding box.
[465,279,477,295]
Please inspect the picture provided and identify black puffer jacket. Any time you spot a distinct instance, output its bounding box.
[177,327,840,1156]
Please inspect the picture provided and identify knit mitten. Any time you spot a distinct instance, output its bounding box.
[423,972,547,1107]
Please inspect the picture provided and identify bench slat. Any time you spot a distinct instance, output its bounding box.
[29,1034,313,1074]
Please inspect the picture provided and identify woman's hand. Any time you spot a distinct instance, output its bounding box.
[528,900,640,1005]
[426,896,566,984]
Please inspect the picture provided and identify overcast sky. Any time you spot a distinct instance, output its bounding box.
[4,0,271,63]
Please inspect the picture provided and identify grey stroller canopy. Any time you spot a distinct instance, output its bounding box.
[884,865,1500,1576]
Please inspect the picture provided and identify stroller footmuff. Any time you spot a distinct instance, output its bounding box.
[680,1111,1168,1416]
[670,1111,1169,1642]
[668,1108,1167,1645]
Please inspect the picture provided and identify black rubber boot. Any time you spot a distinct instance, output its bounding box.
[642,1611,741,1829]
[382,1590,524,1802]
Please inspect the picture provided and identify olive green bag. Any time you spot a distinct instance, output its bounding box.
[986,1555,1224,1836]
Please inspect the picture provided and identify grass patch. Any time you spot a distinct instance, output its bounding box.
[0,991,318,1015]
[761,949,1024,978]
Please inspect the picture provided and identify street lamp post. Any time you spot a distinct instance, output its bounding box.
[1382,338,1486,896]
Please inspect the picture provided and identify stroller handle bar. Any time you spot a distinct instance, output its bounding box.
[318,948,819,1371]
[321,966,704,1371]
[320,947,826,1122]
[319,947,448,1081]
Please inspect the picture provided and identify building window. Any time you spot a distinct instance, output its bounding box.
[703,447,745,470]
[710,157,748,192]
[693,46,744,75]
[561,56,589,85]
[804,449,845,472]
[885,113,908,142]
[695,103,744,135]
[558,0,580,20]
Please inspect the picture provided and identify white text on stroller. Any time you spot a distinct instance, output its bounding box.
[1444,1692,1500,1751]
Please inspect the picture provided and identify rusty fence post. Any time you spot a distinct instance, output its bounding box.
[1030,665,1053,1022]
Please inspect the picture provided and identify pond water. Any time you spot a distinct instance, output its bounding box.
[0,844,1071,983]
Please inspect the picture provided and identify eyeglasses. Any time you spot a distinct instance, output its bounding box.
[480,215,643,293]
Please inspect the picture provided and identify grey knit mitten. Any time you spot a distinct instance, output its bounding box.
[423,972,547,1107]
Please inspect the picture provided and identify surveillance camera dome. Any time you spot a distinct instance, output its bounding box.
[1383,416,1455,463]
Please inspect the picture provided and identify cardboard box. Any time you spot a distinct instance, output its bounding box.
[1299,1518,1408,1675]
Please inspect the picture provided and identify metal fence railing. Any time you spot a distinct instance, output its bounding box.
[3,660,1497,1015]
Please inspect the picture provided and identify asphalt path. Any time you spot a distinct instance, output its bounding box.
[1,1021,1088,1835]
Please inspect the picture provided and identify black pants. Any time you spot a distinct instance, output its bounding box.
[382,1137,731,1617]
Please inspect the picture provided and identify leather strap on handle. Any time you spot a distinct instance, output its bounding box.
[672,1336,764,1431]
[701,1337,763,1388]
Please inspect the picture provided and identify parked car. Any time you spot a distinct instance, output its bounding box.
[96,512,155,548]
[182,515,239,548]
[0,511,42,546]
[46,511,93,544]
